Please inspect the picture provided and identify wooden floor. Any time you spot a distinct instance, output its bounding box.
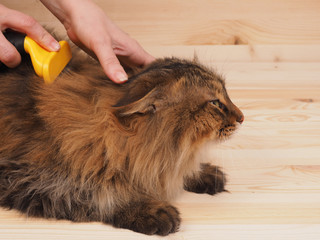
[1,1,320,239]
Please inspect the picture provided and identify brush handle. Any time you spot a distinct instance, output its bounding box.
[3,30,27,58]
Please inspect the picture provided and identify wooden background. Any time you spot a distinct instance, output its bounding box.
[1,0,320,239]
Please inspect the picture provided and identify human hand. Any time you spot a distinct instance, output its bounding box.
[0,4,60,68]
[41,0,155,83]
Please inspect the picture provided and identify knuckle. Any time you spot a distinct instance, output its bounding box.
[102,55,120,68]
[38,31,51,44]
[123,35,139,49]
[0,48,19,66]
[89,37,121,68]
[21,15,37,29]
[90,37,111,53]
[128,37,139,47]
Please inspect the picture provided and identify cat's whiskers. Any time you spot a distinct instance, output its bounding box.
[0,54,243,235]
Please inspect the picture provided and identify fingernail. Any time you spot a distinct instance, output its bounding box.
[116,72,128,83]
[50,41,60,51]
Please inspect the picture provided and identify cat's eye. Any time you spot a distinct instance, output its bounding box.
[209,99,226,111]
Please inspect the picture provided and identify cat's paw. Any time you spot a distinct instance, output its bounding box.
[111,200,180,236]
[184,163,227,195]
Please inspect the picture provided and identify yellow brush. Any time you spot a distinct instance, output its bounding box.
[4,30,72,84]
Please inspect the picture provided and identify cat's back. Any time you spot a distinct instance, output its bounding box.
[0,61,42,139]
[0,55,121,158]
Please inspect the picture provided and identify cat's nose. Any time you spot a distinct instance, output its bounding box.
[237,113,244,124]
[232,105,244,124]
[228,99,244,124]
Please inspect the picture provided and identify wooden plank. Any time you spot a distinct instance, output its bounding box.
[1,1,320,239]
[97,0,320,45]
[2,0,320,45]
[1,209,320,240]
[146,45,320,62]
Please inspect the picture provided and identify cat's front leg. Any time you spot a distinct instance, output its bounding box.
[108,199,180,236]
[184,163,227,195]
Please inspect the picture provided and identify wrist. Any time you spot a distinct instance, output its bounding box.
[40,0,79,28]
[41,0,96,28]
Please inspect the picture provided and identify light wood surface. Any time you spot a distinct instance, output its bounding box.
[1,0,320,239]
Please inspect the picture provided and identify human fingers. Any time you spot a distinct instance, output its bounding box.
[0,4,60,52]
[0,31,21,67]
[91,37,128,84]
[116,38,155,68]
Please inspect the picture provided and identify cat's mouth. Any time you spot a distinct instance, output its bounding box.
[218,124,237,139]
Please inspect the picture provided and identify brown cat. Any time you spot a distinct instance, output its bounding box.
[0,48,243,235]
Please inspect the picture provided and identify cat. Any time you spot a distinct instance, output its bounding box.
[0,47,243,235]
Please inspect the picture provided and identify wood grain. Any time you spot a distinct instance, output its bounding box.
[1,0,320,239]
[2,0,320,45]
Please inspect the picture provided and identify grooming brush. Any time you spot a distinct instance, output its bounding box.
[3,30,72,84]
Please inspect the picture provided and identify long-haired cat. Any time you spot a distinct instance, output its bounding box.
[0,46,243,235]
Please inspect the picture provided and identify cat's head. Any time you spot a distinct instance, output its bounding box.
[113,57,243,145]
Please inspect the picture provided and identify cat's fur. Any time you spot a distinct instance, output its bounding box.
[0,48,243,235]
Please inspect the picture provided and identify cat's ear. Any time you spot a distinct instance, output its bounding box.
[113,88,162,116]
[193,52,199,63]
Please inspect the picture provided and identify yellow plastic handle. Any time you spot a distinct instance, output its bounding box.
[23,36,72,84]
[43,41,72,84]
[23,36,50,79]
